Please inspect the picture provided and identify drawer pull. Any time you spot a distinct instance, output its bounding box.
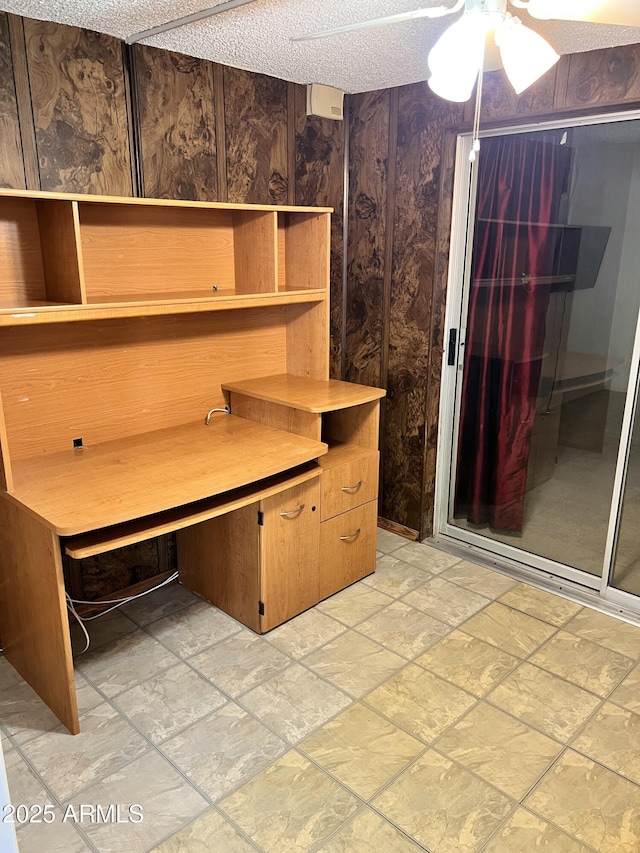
[341,480,363,494]
[280,503,305,518]
[340,528,361,542]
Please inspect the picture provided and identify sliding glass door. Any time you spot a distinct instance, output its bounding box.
[438,114,640,598]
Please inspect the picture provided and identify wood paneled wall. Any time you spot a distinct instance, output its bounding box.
[2,11,640,550]
[349,45,640,538]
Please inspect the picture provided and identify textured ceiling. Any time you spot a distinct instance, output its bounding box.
[3,0,640,93]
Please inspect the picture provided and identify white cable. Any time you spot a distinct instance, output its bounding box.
[66,571,180,653]
[65,592,91,654]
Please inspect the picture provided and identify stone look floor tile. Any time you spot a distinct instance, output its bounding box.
[572,701,640,785]
[564,609,640,659]
[356,600,450,660]
[317,808,425,852]
[219,750,359,853]
[112,662,227,743]
[376,530,409,554]
[364,664,476,743]
[498,584,582,627]
[483,807,593,852]
[149,808,257,852]
[526,749,640,853]
[402,576,490,627]
[5,748,53,806]
[439,561,518,599]
[488,661,601,742]
[299,703,424,800]
[303,632,405,699]
[70,608,138,654]
[373,749,514,853]
[189,629,291,696]
[160,701,286,801]
[146,601,241,658]
[76,629,180,698]
[0,681,64,744]
[122,581,201,627]
[362,555,432,598]
[74,673,104,715]
[0,659,22,692]
[316,584,394,627]
[265,610,346,659]
[239,663,352,744]
[69,749,208,853]
[415,630,519,698]
[435,702,562,799]
[391,542,461,573]
[461,602,558,658]
[20,701,148,801]
[16,807,91,853]
[609,662,640,714]
[530,630,634,697]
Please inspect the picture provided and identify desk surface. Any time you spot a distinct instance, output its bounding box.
[10,414,327,536]
[223,374,386,413]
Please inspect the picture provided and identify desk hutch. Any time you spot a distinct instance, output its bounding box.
[0,189,384,734]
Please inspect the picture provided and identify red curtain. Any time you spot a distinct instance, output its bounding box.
[454,135,572,532]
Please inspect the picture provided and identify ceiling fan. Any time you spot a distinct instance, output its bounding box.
[293,0,640,104]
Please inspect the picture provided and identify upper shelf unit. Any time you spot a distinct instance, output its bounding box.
[0,190,331,326]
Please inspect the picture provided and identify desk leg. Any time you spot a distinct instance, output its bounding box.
[0,496,79,735]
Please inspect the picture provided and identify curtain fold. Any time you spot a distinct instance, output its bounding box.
[454,135,572,532]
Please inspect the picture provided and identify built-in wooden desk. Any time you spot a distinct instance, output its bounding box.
[0,412,327,736]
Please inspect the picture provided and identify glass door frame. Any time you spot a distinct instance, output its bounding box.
[434,108,640,601]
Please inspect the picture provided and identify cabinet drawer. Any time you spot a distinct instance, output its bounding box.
[319,444,379,521]
[319,500,377,600]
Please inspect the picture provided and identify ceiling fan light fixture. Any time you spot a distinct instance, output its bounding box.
[427,11,493,102]
[496,15,560,94]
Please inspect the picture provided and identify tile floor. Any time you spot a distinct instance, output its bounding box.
[3,533,640,852]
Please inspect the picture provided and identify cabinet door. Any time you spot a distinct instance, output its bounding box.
[319,499,377,600]
[259,478,320,631]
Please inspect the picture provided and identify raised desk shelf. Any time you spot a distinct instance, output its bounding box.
[223,374,386,413]
[0,289,326,326]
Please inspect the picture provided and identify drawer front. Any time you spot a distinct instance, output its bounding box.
[319,500,377,600]
[321,450,378,521]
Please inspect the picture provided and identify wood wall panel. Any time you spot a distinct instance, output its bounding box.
[345,90,390,389]
[133,44,217,201]
[0,13,25,189]
[24,19,132,195]
[224,66,288,204]
[565,45,640,108]
[293,83,344,378]
[382,85,464,531]
[474,65,557,123]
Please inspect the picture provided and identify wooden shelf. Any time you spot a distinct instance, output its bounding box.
[223,374,386,413]
[0,289,326,326]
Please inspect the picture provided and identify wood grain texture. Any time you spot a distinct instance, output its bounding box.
[565,44,640,108]
[224,66,288,205]
[294,83,345,378]
[133,44,217,201]
[318,499,377,600]
[475,65,557,122]
[0,495,79,733]
[383,84,463,531]
[24,18,132,195]
[6,14,39,189]
[345,90,389,389]
[0,13,25,189]
[75,540,162,601]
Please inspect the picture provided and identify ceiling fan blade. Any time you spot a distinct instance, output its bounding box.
[514,0,640,27]
[291,0,464,42]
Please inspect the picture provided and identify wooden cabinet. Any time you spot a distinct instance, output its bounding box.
[0,187,381,732]
[177,476,320,633]
[223,374,385,606]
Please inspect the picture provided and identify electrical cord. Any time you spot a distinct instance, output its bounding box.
[65,570,179,655]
